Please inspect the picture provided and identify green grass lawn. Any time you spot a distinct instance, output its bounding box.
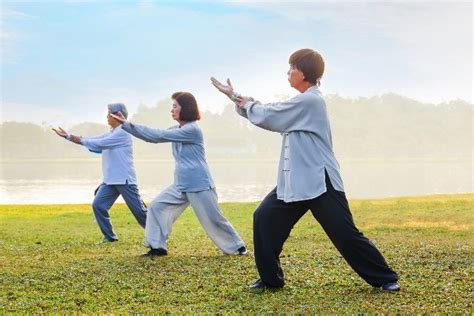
[1,194,473,313]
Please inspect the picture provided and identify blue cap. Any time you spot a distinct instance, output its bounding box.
[108,103,128,119]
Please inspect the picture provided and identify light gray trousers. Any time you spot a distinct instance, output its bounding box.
[145,185,245,254]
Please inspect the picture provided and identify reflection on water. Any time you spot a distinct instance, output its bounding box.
[0,160,472,204]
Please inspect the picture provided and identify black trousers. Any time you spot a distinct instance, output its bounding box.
[253,172,398,288]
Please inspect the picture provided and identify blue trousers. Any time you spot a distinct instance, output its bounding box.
[92,183,147,241]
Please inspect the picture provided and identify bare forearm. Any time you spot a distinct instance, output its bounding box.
[67,134,83,145]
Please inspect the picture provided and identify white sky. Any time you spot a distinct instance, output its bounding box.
[1,1,472,126]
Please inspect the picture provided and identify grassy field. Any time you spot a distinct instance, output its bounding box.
[1,194,473,313]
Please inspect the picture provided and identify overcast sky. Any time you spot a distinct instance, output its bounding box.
[1,0,472,126]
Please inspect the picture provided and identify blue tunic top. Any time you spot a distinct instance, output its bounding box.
[81,126,137,185]
[122,121,215,193]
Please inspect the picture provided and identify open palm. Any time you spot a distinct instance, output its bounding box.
[52,127,68,138]
[210,77,234,97]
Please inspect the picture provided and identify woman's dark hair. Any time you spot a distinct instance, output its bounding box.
[289,48,325,85]
[171,91,201,121]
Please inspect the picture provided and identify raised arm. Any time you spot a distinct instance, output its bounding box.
[210,77,251,119]
[121,121,197,144]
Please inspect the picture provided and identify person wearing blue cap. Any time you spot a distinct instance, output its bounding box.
[53,103,147,244]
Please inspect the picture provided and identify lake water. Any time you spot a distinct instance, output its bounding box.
[0,160,472,204]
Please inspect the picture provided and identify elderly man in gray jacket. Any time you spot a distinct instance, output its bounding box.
[211,48,400,292]
[53,103,147,243]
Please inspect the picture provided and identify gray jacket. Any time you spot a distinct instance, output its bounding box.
[237,85,344,202]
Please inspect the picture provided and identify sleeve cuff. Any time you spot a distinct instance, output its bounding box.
[122,121,130,128]
[81,138,89,147]
[243,100,256,111]
[122,121,134,131]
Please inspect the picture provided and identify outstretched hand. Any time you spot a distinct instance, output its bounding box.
[210,77,234,97]
[210,76,254,109]
[52,127,68,138]
[109,112,126,124]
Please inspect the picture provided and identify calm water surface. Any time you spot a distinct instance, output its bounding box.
[1,160,472,204]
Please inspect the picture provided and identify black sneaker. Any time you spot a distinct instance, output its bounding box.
[140,248,168,257]
[248,279,283,291]
[381,281,401,292]
[237,246,248,255]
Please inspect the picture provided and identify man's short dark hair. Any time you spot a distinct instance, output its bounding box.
[289,49,325,85]
[171,91,201,121]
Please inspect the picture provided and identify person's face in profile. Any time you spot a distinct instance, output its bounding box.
[107,111,121,128]
[171,100,182,122]
[287,64,305,89]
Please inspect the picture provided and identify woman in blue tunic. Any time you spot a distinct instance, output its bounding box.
[111,92,246,257]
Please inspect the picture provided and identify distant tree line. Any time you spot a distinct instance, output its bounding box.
[1,93,472,161]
